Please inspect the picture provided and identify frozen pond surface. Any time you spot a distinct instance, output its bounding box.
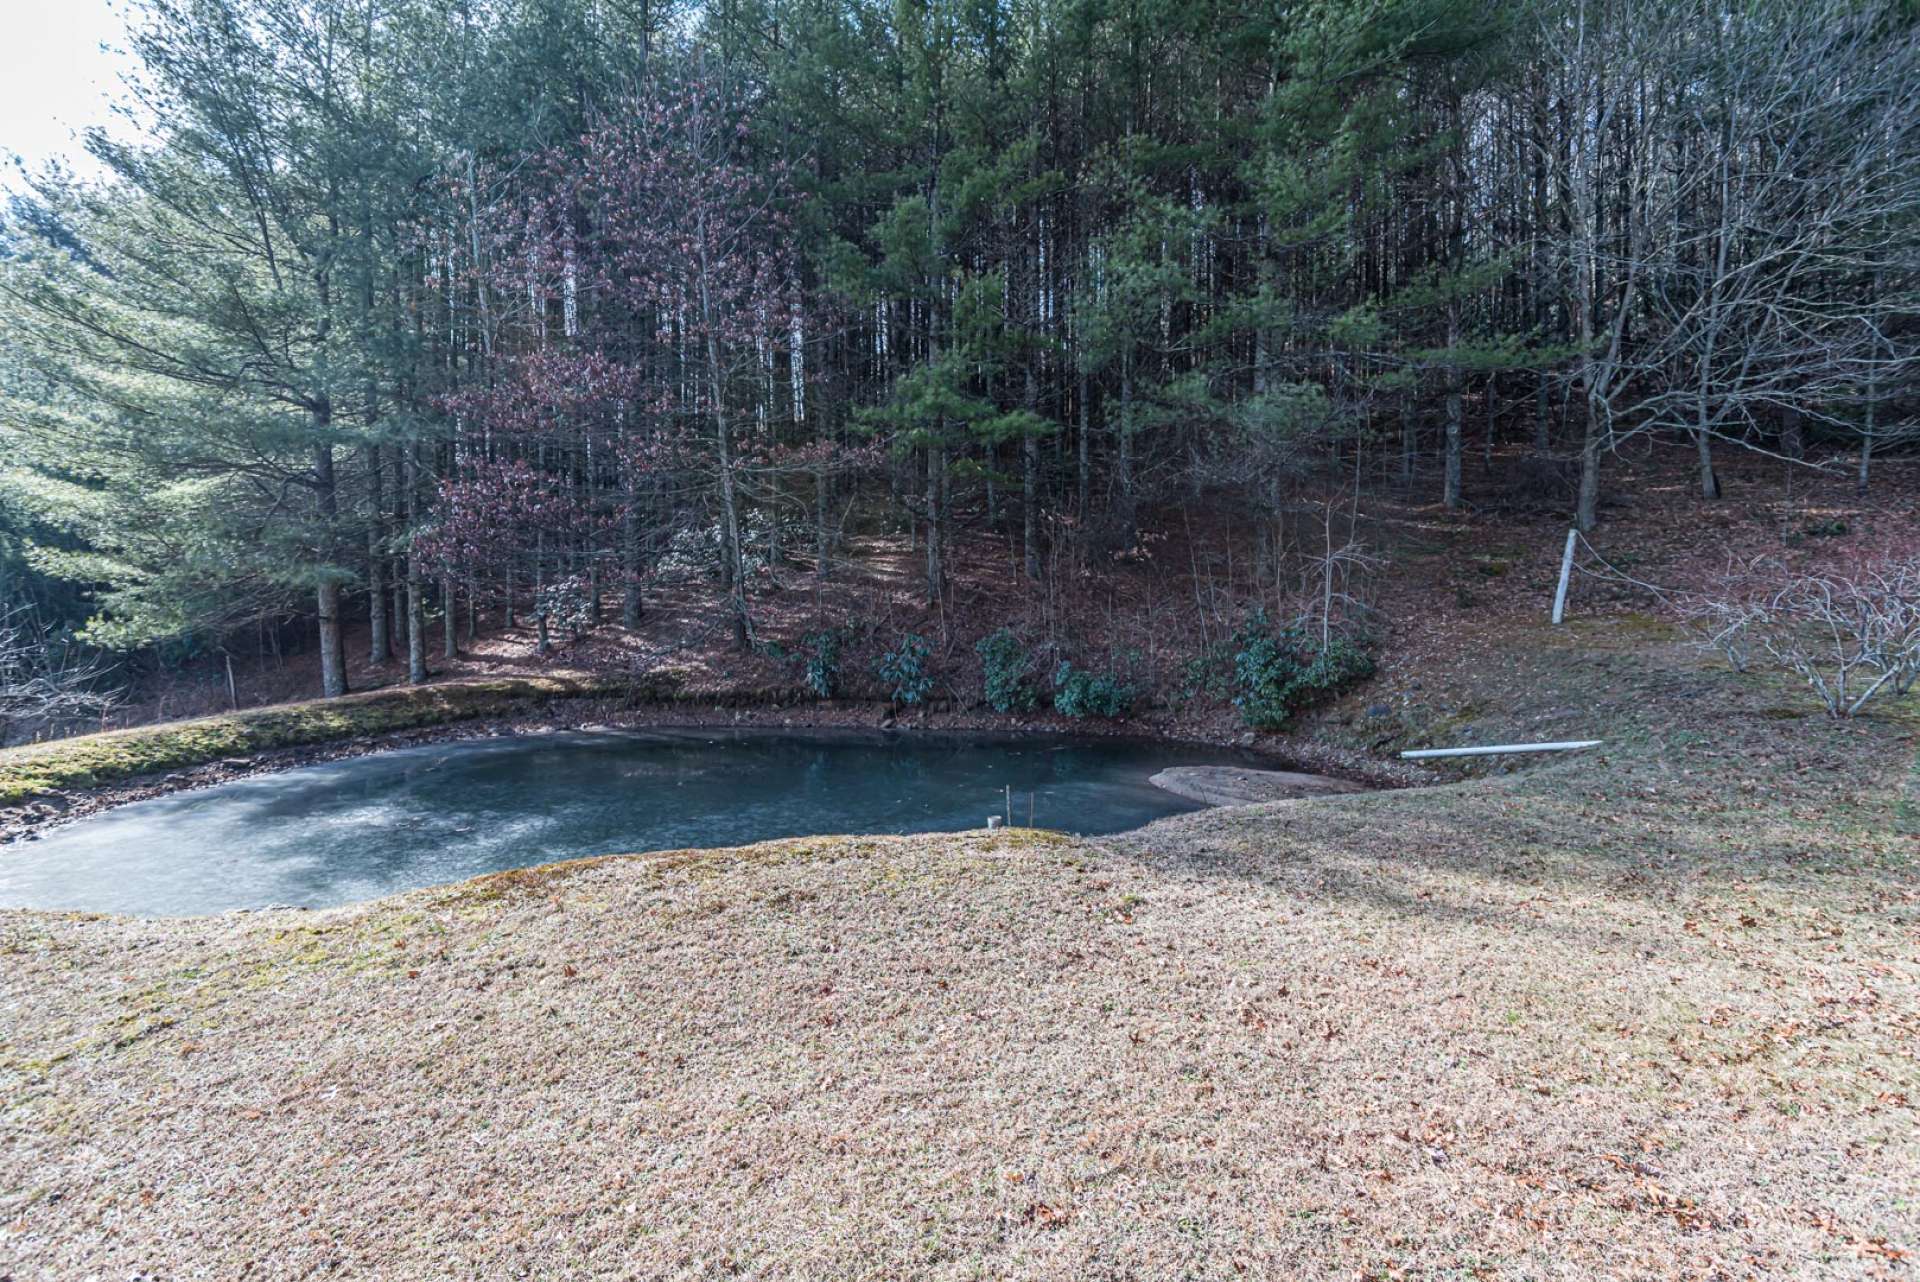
[0,728,1254,916]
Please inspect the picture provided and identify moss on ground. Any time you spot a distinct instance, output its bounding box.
[0,674,632,805]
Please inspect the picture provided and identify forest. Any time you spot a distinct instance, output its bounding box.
[1,0,1916,716]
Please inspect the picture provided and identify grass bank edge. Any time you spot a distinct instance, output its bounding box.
[0,673,640,806]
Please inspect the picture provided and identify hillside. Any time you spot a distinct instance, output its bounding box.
[4,480,1915,1276]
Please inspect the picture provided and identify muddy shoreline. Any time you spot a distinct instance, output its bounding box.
[1147,764,1373,806]
[1,694,1425,844]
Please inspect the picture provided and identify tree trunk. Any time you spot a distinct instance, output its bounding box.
[1694,281,1722,499]
[441,574,457,659]
[391,578,405,654]
[404,445,428,685]
[1780,409,1805,462]
[366,444,389,664]
[534,529,548,656]
[1534,372,1550,451]
[1022,366,1040,581]
[1576,397,1603,532]
[1483,376,1496,472]
[620,458,643,628]
[1571,283,1625,533]
[695,224,749,652]
[925,444,944,607]
[985,445,997,525]
[1076,369,1091,520]
[621,506,643,629]
[313,438,348,698]
[1443,365,1463,510]
[1693,424,1720,500]
[316,581,345,698]
[814,464,831,583]
[1399,394,1416,484]
[924,296,946,608]
[1857,376,1875,498]
[713,411,748,652]
[1117,351,1135,542]
[1442,97,1466,513]
[1858,284,1881,498]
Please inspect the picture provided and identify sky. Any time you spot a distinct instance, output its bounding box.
[0,0,142,190]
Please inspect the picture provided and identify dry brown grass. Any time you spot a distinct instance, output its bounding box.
[1,630,1914,1279]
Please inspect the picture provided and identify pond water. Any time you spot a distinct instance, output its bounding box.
[0,729,1254,917]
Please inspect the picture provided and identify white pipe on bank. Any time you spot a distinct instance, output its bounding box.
[1400,740,1602,760]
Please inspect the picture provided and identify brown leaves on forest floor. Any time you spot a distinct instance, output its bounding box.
[88,442,1920,777]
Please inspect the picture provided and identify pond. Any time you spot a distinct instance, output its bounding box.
[0,728,1257,917]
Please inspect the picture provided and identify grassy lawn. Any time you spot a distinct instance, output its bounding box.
[0,625,1914,1278]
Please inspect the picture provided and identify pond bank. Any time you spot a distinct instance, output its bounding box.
[1,676,1423,843]
[1147,765,1371,806]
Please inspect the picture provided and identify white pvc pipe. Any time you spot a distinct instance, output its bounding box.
[1551,528,1578,625]
[1400,740,1601,760]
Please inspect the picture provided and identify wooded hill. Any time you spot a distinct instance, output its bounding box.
[1,0,1916,702]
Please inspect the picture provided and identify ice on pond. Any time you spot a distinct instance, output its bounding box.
[0,728,1254,916]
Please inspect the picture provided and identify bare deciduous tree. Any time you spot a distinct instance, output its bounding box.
[1536,0,1920,524]
[1686,558,1920,718]
[0,610,120,745]
[1620,4,1920,499]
